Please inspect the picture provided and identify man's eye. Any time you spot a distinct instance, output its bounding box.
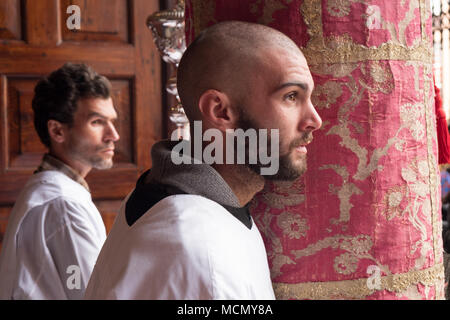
[92,119,103,125]
[285,92,297,102]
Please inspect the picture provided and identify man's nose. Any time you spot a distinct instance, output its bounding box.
[299,99,322,132]
[105,122,120,142]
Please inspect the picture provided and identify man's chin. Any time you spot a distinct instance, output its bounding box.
[248,159,306,181]
[91,158,114,170]
[266,152,307,181]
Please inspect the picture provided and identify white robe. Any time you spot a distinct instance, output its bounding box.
[0,171,106,299]
[85,194,275,300]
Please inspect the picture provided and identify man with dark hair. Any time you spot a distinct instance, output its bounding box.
[85,21,321,299]
[0,63,120,299]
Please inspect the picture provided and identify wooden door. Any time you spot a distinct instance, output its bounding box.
[0,0,163,250]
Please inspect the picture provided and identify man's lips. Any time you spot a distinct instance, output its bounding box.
[290,134,313,155]
[292,140,311,154]
[295,145,307,154]
[101,148,115,155]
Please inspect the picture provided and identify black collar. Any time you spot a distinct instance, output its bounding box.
[125,170,252,229]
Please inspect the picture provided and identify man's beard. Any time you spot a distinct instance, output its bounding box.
[236,107,312,181]
[67,135,114,170]
[87,151,114,170]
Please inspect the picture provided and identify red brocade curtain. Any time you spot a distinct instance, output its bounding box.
[185,0,445,299]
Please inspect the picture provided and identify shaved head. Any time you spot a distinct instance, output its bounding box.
[177,21,304,125]
[176,21,322,184]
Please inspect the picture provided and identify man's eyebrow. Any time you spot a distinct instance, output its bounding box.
[275,82,309,92]
[87,111,117,120]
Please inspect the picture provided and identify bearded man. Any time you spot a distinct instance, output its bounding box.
[85,21,321,300]
[0,63,120,299]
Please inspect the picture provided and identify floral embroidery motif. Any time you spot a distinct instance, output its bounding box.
[334,252,359,274]
[400,103,426,142]
[277,210,309,240]
[326,0,351,17]
[359,61,395,94]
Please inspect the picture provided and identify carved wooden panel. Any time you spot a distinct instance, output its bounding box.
[0,0,22,41]
[0,0,162,253]
[7,78,45,169]
[24,0,61,46]
[60,0,130,43]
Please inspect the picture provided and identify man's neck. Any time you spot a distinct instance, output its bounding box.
[49,149,91,178]
[212,164,265,207]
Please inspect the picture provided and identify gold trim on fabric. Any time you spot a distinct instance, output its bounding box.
[191,0,432,64]
[419,0,431,43]
[300,0,432,65]
[303,40,432,65]
[422,62,443,265]
[417,0,443,268]
[273,263,445,300]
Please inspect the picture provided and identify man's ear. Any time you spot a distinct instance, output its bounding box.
[198,89,238,131]
[47,120,66,144]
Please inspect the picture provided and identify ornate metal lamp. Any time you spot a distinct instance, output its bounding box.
[147,0,189,139]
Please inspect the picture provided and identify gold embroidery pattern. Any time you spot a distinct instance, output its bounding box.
[276,0,441,298]
[277,209,309,240]
[422,63,444,266]
[326,0,351,17]
[359,60,395,94]
[189,0,444,299]
[326,93,397,183]
[251,206,298,279]
[273,263,444,300]
[251,179,308,279]
[310,62,358,78]
[400,159,434,269]
[378,185,408,221]
[382,0,419,46]
[319,164,362,226]
[334,253,359,275]
[259,179,305,209]
[290,234,390,276]
[300,0,324,50]
[303,37,432,65]
[311,80,343,110]
[300,0,432,65]
[400,103,426,142]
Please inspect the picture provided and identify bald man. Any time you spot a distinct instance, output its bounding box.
[84,21,322,300]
